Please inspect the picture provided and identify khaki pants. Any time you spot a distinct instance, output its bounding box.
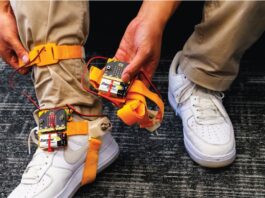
[10,1,265,114]
[10,1,101,118]
[180,1,265,91]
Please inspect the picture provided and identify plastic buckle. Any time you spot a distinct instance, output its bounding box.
[33,43,59,66]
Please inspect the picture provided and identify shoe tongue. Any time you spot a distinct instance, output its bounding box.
[192,85,208,97]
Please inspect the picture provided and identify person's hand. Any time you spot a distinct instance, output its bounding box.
[115,16,163,83]
[0,2,29,74]
[115,1,180,83]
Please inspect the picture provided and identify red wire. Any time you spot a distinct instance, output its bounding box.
[9,50,106,118]
[82,56,163,106]
[81,56,108,96]
[8,47,46,110]
[65,104,106,117]
[21,90,41,110]
[10,50,162,118]
[139,70,162,98]
[9,47,45,89]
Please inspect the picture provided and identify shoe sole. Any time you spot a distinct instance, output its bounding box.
[55,136,120,198]
[183,133,236,168]
[168,91,236,168]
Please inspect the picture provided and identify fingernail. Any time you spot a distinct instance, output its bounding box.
[122,73,130,82]
[22,55,29,64]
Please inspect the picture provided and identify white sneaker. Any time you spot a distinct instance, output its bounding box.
[168,52,236,168]
[8,117,119,198]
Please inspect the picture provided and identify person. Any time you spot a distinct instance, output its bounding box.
[0,0,264,197]
[122,1,265,168]
[0,1,177,197]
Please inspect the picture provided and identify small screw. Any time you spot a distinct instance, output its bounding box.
[101,122,111,131]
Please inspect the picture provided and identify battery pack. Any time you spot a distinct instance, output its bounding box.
[38,132,67,149]
[98,60,130,98]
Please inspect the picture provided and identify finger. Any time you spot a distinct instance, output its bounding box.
[121,48,150,82]
[1,49,18,67]
[114,43,134,63]
[1,49,29,74]
[8,37,29,65]
[114,48,129,62]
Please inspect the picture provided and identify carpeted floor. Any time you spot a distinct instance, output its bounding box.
[0,58,265,198]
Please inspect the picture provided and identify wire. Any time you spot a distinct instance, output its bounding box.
[9,48,162,119]
[82,56,162,106]
[9,47,45,89]
[8,47,46,110]
[66,104,106,118]
[9,49,106,118]
[81,56,108,96]
[139,70,162,98]
[21,90,40,110]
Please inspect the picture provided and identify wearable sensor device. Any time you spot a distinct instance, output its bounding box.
[98,61,130,98]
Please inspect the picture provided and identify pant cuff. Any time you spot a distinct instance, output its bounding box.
[179,57,235,91]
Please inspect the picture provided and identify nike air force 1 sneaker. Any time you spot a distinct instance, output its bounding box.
[168,52,236,168]
[8,117,119,198]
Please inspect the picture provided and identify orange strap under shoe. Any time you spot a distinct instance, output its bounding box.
[19,43,84,67]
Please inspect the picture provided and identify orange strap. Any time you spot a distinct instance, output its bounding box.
[89,65,164,132]
[66,120,101,185]
[117,80,164,131]
[66,121,89,136]
[89,66,104,88]
[66,120,102,185]
[19,43,84,67]
[36,113,101,185]
[116,100,146,125]
[81,138,102,185]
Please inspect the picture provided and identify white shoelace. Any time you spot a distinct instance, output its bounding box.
[194,94,224,121]
[176,81,225,121]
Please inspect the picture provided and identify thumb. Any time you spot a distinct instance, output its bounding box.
[10,38,29,65]
[121,49,149,82]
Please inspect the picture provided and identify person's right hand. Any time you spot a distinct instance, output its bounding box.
[0,2,29,74]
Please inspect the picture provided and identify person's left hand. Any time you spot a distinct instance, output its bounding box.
[115,16,163,83]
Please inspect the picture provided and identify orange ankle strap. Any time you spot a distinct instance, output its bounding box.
[37,108,105,185]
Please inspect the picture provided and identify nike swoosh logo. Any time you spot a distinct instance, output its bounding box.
[63,117,111,164]
[64,144,88,164]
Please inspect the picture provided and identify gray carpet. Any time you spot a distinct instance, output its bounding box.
[0,58,265,198]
